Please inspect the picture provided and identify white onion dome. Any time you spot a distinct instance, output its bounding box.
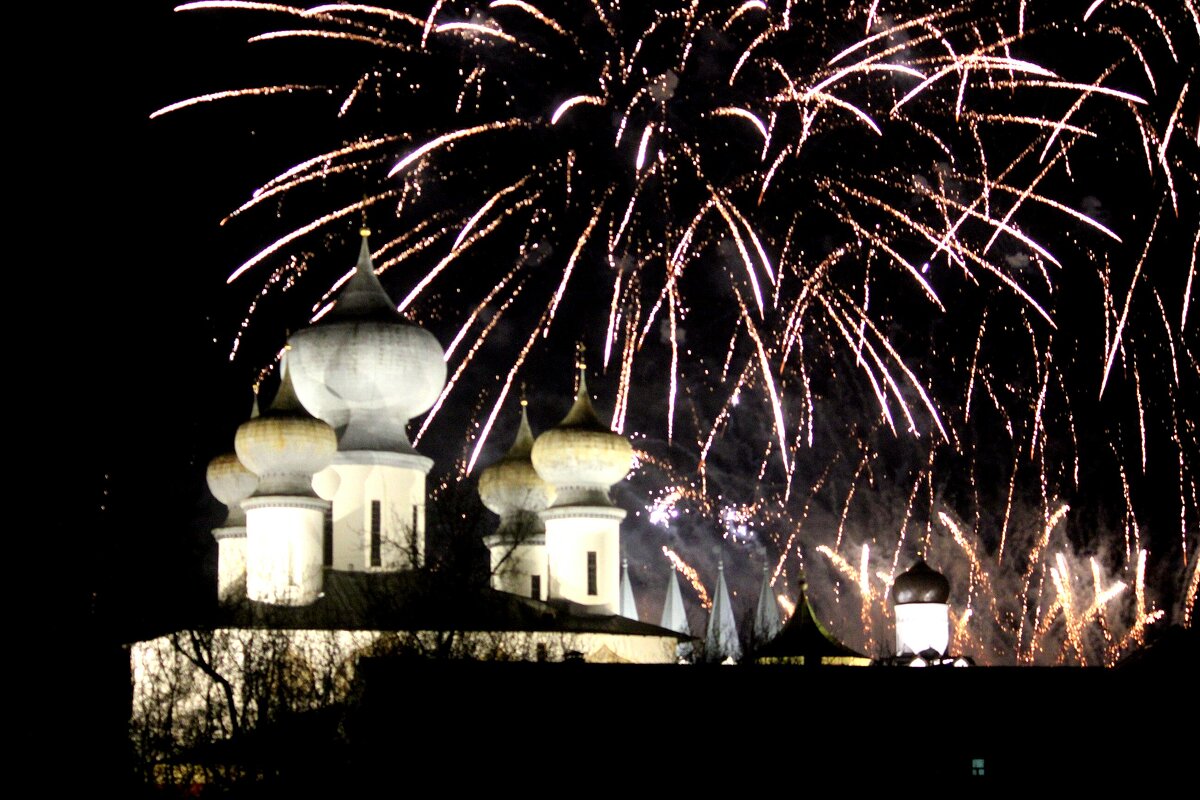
[206,451,258,527]
[532,365,632,507]
[287,230,447,453]
[235,361,337,496]
[479,403,555,517]
[893,559,951,604]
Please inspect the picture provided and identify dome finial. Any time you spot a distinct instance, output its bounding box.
[520,381,528,408]
[575,341,588,399]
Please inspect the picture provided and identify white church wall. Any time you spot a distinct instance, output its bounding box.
[244,500,327,605]
[895,602,950,655]
[214,533,246,602]
[487,541,548,600]
[544,510,623,613]
[327,455,429,572]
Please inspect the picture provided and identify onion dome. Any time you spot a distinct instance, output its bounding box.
[479,401,555,518]
[287,228,447,453]
[893,559,951,604]
[531,354,632,507]
[206,451,258,527]
[235,360,337,496]
[311,466,342,502]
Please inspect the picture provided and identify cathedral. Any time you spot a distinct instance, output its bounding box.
[130,229,961,765]
[211,227,650,622]
[132,229,689,728]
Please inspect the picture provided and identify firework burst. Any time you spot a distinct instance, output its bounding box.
[159,1,1198,659]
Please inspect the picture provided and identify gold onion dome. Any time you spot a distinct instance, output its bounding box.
[287,229,446,453]
[206,450,258,527]
[234,360,337,496]
[207,397,260,524]
[479,401,555,517]
[532,358,632,508]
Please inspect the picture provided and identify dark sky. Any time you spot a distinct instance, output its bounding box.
[74,3,262,632]
[72,2,1197,642]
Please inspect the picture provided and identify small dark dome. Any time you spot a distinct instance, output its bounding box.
[893,560,950,604]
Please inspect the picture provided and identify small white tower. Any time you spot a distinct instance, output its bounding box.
[235,363,337,605]
[752,564,782,645]
[287,227,447,573]
[661,571,690,636]
[478,399,555,600]
[206,422,258,602]
[531,347,633,613]
[704,559,742,662]
[892,559,951,657]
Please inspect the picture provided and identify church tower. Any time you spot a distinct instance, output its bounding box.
[287,228,447,573]
[892,559,951,657]
[205,401,258,601]
[234,362,337,605]
[478,399,555,599]
[531,349,633,613]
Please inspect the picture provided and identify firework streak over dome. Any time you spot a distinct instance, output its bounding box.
[156,0,1198,664]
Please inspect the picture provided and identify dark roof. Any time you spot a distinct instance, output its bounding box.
[200,570,687,640]
[753,580,869,664]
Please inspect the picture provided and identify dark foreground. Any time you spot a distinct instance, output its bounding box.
[85,627,1197,793]
[351,657,1195,785]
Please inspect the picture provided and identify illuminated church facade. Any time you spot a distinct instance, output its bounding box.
[209,229,663,636]
[131,231,961,761]
[133,231,688,728]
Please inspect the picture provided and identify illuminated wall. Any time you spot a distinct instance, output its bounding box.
[894,602,950,655]
[322,452,431,572]
[543,506,624,613]
[486,535,548,600]
[212,529,246,601]
[243,497,328,605]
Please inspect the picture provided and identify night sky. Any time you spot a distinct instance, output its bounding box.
[75,1,1197,658]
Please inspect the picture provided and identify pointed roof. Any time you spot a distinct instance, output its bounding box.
[321,228,402,323]
[753,565,783,644]
[263,356,307,417]
[555,352,611,433]
[620,558,639,621]
[661,571,690,636]
[704,561,742,662]
[754,576,870,665]
[501,402,536,462]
